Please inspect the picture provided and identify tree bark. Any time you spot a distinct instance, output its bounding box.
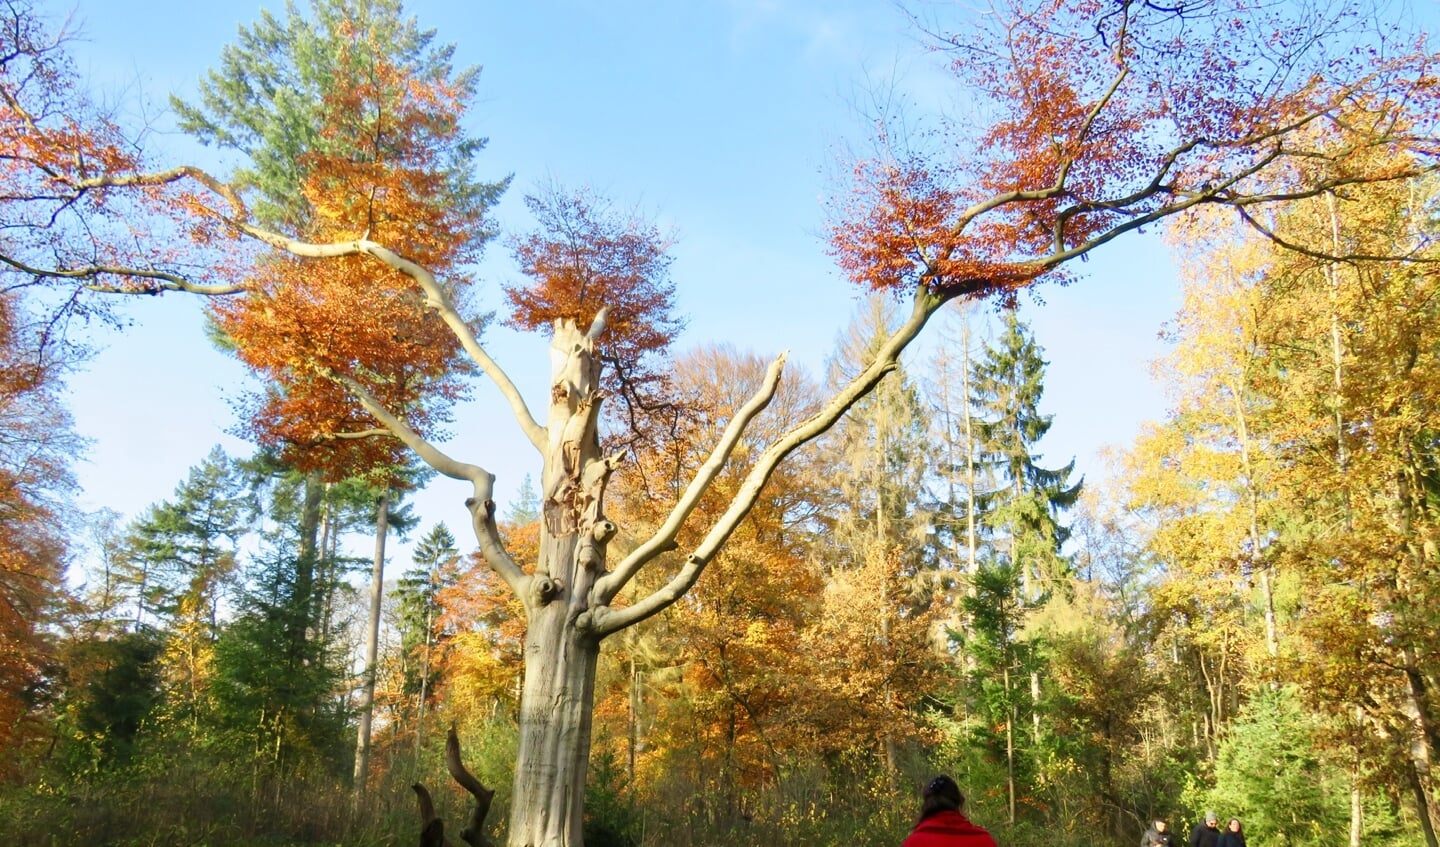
[505,318,614,847]
[508,602,601,847]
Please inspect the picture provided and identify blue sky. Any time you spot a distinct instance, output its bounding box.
[59,0,1179,560]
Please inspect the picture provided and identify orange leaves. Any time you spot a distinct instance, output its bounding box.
[506,184,681,368]
[212,250,467,478]
[0,291,72,761]
[0,3,183,295]
[301,41,480,270]
[829,0,1440,304]
[828,157,1054,299]
[209,32,490,480]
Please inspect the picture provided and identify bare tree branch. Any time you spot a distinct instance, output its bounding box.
[593,352,788,605]
[583,285,955,637]
[231,222,547,452]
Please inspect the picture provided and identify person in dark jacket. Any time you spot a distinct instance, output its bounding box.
[1141,818,1175,847]
[901,775,997,847]
[1217,818,1246,847]
[1190,811,1220,847]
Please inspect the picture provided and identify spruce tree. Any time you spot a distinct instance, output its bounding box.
[963,309,1082,824]
[970,310,1082,602]
[394,522,461,752]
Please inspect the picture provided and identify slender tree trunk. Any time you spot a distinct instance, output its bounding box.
[1409,758,1440,847]
[962,321,978,597]
[1404,646,1440,840]
[1230,374,1278,660]
[291,472,325,658]
[1351,754,1363,847]
[319,483,336,643]
[1004,662,1016,826]
[627,655,639,783]
[415,599,432,762]
[1324,192,1351,519]
[1030,669,1042,746]
[353,488,390,792]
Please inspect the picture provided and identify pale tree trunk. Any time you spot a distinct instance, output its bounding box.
[330,265,952,846]
[509,599,602,847]
[353,488,390,792]
[627,655,639,783]
[506,319,615,847]
[1227,361,1277,660]
[1004,662,1017,826]
[962,319,978,596]
[1410,757,1440,847]
[293,472,325,654]
[319,483,337,644]
[1324,193,1375,844]
[1351,754,1363,847]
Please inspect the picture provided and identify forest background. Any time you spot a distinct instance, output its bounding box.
[2,1,1439,846]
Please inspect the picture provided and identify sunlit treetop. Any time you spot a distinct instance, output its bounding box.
[205,33,494,482]
[829,0,1440,304]
[504,183,686,453]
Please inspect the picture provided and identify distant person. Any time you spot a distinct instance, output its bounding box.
[1141,818,1175,847]
[1217,818,1246,847]
[1190,811,1220,847]
[901,775,997,847]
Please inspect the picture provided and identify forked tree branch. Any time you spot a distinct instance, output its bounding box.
[320,367,529,598]
[582,284,956,637]
[592,352,789,606]
[412,725,495,847]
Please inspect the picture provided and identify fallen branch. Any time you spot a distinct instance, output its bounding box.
[412,725,495,847]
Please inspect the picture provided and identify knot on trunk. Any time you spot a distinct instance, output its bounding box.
[463,497,495,521]
[536,576,564,604]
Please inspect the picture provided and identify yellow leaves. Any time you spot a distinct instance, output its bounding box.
[441,630,521,715]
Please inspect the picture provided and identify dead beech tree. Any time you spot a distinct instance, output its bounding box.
[5,2,1439,846]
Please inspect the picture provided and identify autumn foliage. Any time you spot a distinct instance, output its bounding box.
[208,32,489,480]
[830,0,1440,302]
[506,186,681,371]
[0,293,71,761]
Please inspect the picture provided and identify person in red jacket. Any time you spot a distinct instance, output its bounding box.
[901,775,997,847]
